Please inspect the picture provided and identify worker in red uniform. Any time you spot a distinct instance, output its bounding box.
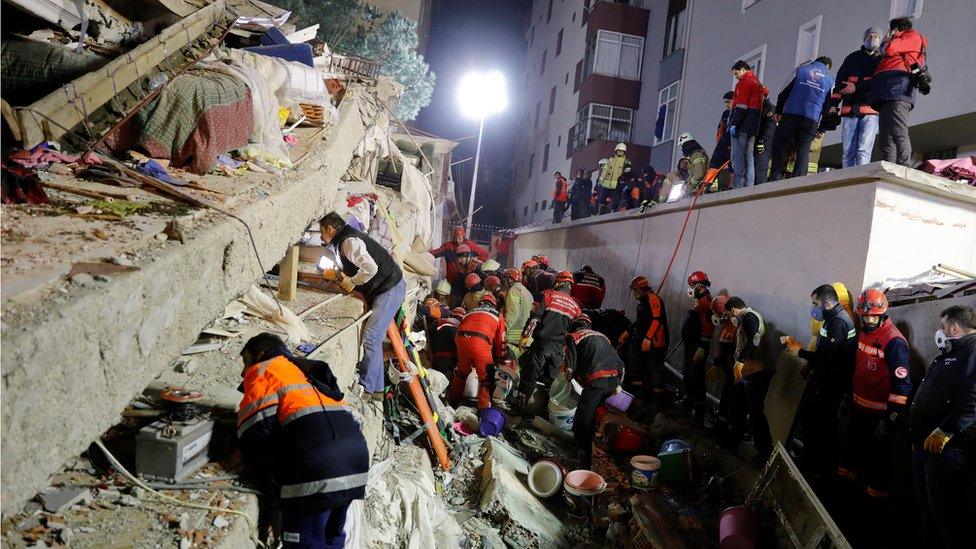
[533,254,555,273]
[517,271,581,406]
[447,293,507,410]
[571,264,606,309]
[681,271,715,423]
[622,276,669,409]
[524,258,555,302]
[431,226,489,291]
[708,294,739,435]
[427,307,464,376]
[837,288,912,501]
[563,313,622,467]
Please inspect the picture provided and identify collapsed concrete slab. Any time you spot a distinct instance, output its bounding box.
[0,86,391,516]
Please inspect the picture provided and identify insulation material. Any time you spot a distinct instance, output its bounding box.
[233,11,290,31]
[236,284,312,343]
[763,352,808,448]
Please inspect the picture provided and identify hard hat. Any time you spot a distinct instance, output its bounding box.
[598,158,608,166]
[687,271,711,287]
[555,270,574,284]
[455,244,471,256]
[452,226,465,238]
[677,132,693,147]
[435,279,451,295]
[534,254,550,267]
[712,295,730,316]
[521,259,538,270]
[484,275,501,291]
[856,288,889,316]
[630,276,650,291]
[571,313,592,329]
[482,259,501,272]
[464,273,481,289]
[503,268,522,282]
[615,143,627,152]
[451,307,466,319]
[479,293,497,306]
[579,264,593,273]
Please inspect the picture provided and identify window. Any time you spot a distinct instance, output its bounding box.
[890,0,923,19]
[662,0,687,58]
[565,72,569,85]
[542,143,550,172]
[572,11,576,22]
[574,60,583,90]
[583,30,644,81]
[557,135,561,147]
[741,0,761,11]
[549,86,556,115]
[547,0,553,23]
[582,0,589,25]
[534,102,541,127]
[572,103,634,151]
[735,44,767,86]
[523,206,528,216]
[556,29,564,56]
[795,15,822,66]
[540,49,547,75]
[654,80,680,145]
[534,202,539,213]
[528,154,535,177]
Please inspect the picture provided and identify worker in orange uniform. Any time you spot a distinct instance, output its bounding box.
[523,259,554,302]
[461,272,487,311]
[448,293,507,410]
[837,289,912,502]
[552,171,569,224]
[237,333,368,548]
[517,271,582,405]
[623,276,669,409]
[427,306,464,376]
[571,264,606,309]
[708,294,739,434]
[681,271,715,423]
[431,227,488,297]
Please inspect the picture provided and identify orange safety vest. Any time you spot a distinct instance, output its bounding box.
[553,176,569,202]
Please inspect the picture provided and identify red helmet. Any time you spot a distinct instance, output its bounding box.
[555,270,574,284]
[856,288,888,316]
[711,294,730,316]
[464,273,481,289]
[484,275,501,291]
[534,254,550,267]
[451,307,466,319]
[571,313,592,328]
[630,276,650,290]
[522,259,538,270]
[455,244,471,256]
[503,268,522,282]
[479,292,497,306]
[687,271,710,287]
[452,226,465,238]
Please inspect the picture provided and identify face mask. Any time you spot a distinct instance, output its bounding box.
[686,288,695,298]
[864,36,881,50]
[935,329,949,352]
[810,305,824,322]
[711,314,720,326]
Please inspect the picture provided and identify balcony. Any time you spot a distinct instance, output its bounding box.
[585,0,649,41]
[570,138,651,175]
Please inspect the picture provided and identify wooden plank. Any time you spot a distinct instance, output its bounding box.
[277,245,300,301]
[15,0,226,147]
[286,24,319,43]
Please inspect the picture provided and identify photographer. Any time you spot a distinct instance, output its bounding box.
[870,17,929,167]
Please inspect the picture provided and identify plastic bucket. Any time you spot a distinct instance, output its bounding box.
[719,505,758,549]
[563,470,607,496]
[660,438,691,454]
[549,376,581,408]
[630,455,661,490]
[604,390,634,413]
[478,408,506,437]
[613,425,642,453]
[658,439,692,485]
[548,399,576,431]
[492,361,518,402]
[462,370,479,399]
[527,460,564,498]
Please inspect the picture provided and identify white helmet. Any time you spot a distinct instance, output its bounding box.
[614,142,627,152]
[482,259,501,272]
[677,132,693,147]
[435,279,451,295]
[598,158,608,166]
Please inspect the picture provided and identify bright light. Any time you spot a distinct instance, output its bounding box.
[457,70,508,120]
[318,255,335,271]
[667,183,686,203]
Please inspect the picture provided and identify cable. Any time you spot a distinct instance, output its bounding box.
[209,205,284,316]
[94,439,265,548]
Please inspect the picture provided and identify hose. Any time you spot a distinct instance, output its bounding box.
[94,440,265,548]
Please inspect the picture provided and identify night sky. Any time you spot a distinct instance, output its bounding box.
[415,0,529,228]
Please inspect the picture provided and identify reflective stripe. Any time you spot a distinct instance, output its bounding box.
[237,405,278,437]
[586,369,618,382]
[852,394,886,411]
[819,327,828,338]
[279,472,369,499]
[280,403,351,427]
[858,342,885,358]
[277,383,314,398]
[238,394,279,420]
[888,394,908,405]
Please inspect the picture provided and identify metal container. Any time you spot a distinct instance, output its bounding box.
[135,418,214,481]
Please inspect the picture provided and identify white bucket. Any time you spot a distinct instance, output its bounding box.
[462,370,479,399]
[492,361,518,402]
[527,460,563,498]
[549,376,581,408]
[548,399,576,431]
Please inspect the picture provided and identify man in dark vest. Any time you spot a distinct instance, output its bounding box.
[319,212,405,399]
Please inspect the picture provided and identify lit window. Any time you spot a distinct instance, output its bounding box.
[583,30,644,81]
[795,16,822,66]
[654,80,680,145]
[573,103,634,151]
[890,0,923,19]
[662,0,687,58]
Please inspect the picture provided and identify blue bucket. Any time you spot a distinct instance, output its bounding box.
[479,408,506,437]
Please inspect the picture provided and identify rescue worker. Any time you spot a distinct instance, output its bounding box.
[447,293,507,411]
[525,258,555,302]
[517,271,581,406]
[910,305,976,549]
[727,297,773,462]
[432,279,452,307]
[622,276,669,408]
[616,165,639,211]
[461,273,486,311]
[832,27,883,167]
[426,306,464,376]
[708,295,739,431]
[483,275,503,306]
[563,313,623,468]
[431,226,489,291]
[552,171,569,224]
[754,98,776,184]
[596,143,631,214]
[319,212,404,398]
[481,258,502,278]
[533,254,555,273]
[237,333,368,548]
[770,57,835,181]
[676,133,710,193]
[729,60,768,188]
[709,91,734,190]
[570,168,593,221]
[781,284,857,481]
[638,166,662,210]
[571,264,606,309]
[837,288,912,501]
[681,271,714,423]
[502,268,533,358]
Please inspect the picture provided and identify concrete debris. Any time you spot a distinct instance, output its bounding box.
[173,357,197,373]
[179,538,192,549]
[68,273,94,286]
[212,515,229,528]
[38,487,91,513]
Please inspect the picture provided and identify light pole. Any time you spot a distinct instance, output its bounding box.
[457,70,507,238]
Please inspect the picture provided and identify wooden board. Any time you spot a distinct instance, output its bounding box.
[277,245,299,301]
[764,352,808,448]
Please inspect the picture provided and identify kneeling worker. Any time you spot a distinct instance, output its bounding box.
[448,293,507,410]
[319,212,405,399]
[564,313,622,468]
[237,333,368,548]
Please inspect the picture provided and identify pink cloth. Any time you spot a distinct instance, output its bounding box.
[919,156,976,183]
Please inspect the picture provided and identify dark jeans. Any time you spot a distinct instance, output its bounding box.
[838,406,893,493]
[731,370,774,460]
[754,141,771,184]
[769,114,818,181]
[570,199,591,220]
[683,342,708,418]
[715,343,736,420]
[553,200,567,223]
[573,376,619,468]
[518,338,563,394]
[597,186,618,213]
[626,344,666,406]
[798,381,844,477]
[281,503,349,549]
[913,445,973,549]
[877,100,913,166]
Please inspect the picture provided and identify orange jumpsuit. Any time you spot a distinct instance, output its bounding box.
[448,304,507,409]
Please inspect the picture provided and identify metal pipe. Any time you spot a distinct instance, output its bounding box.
[465,117,486,237]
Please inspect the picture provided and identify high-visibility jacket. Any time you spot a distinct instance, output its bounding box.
[853,318,912,413]
[693,295,715,346]
[598,155,631,189]
[237,355,368,510]
[571,270,606,309]
[634,290,668,349]
[553,176,569,202]
[462,290,487,311]
[504,281,533,346]
[734,308,766,377]
[565,329,622,385]
[457,305,507,357]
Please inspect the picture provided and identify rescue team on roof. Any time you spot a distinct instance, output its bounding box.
[548,18,930,224]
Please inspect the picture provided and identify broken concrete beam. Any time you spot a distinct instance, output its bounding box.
[38,487,92,513]
[0,87,386,516]
[478,439,566,549]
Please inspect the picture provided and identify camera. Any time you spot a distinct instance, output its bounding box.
[910,63,932,95]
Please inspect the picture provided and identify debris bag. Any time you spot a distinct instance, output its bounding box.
[237,284,312,343]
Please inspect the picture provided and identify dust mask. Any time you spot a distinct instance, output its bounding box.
[864,36,881,51]
[711,314,720,326]
[810,305,824,322]
[935,329,948,352]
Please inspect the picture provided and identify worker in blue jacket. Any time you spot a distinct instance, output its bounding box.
[769,57,835,181]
